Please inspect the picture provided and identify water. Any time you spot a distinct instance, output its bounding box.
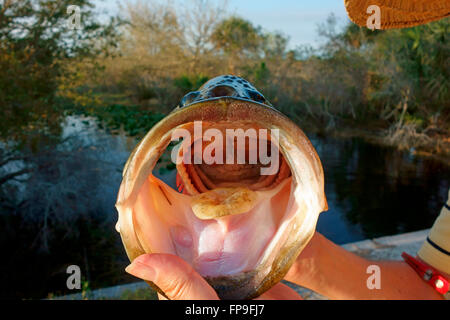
[310,135,449,244]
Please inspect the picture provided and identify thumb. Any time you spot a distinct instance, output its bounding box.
[125,253,219,300]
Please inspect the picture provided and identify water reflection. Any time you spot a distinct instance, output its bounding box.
[310,135,449,244]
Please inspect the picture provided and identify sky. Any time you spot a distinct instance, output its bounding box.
[94,0,351,49]
[225,0,350,48]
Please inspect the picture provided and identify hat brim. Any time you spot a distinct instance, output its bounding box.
[344,0,450,29]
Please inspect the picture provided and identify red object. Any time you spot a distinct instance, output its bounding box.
[176,173,189,195]
[401,252,449,295]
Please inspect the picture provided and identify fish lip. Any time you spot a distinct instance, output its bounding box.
[203,227,315,300]
[116,98,328,299]
[180,96,276,110]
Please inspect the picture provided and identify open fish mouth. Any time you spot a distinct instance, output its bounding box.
[116,75,327,300]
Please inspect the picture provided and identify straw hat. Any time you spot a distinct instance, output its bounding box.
[344,0,450,29]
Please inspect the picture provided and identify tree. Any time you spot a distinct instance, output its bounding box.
[0,0,120,194]
[211,16,262,73]
[0,0,120,141]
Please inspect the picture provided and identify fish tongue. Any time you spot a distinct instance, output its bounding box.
[190,179,290,220]
[190,187,258,220]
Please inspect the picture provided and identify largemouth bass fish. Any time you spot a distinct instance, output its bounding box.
[115,75,327,299]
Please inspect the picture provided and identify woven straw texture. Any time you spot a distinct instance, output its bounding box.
[344,0,450,29]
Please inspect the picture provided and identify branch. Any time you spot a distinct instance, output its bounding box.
[0,168,33,186]
[0,155,29,168]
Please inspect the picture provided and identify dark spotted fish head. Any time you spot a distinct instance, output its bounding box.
[179,75,273,109]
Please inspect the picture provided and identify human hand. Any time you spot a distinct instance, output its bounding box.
[125,253,303,300]
[283,231,445,300]
[284,231,324,287]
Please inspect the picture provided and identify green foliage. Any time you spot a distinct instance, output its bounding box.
[404,114,424,128]
[211,16,263,72]
[370,19,449,112]
[70,104,165,138]
[0,0,121,142]
[211,16,261,56]
[119,287,158,300]
[253,62,270,84]
[261,31,289,58]
[173,74,209,94]
[81,280,92,300]
[298,16,449,132]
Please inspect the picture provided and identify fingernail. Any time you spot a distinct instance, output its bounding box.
[125,261,156,281]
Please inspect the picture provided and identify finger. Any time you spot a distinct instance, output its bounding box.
[125,253,219,300]
[157,293,168,300]
[254,283,303,300]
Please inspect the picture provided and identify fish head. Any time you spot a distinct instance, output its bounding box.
[115,75,328,299]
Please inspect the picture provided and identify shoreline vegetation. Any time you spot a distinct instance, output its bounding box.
[0,0,448,299]
[2,1,448,164]
[68,100,450,166]
[321,124,450,166]
[56,0,448,165]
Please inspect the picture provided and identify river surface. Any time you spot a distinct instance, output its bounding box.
[312,135,448,243]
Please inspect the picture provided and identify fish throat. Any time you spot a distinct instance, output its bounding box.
[142,121,294,279]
